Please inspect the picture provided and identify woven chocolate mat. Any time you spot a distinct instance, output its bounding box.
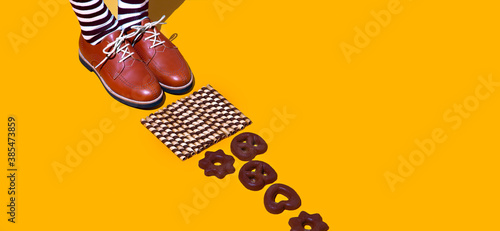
[141,85,252,160]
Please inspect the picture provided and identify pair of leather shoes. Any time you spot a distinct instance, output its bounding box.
[78,17,193,109]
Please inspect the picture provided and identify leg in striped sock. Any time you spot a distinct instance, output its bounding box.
[70,0,119,45]
[117,0,150,31]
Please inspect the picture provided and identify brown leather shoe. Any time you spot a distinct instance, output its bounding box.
[78,30,164,109]
[127,16,194,95]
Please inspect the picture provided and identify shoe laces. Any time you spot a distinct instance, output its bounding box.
[95,30,135,68]
[130,15,177,49]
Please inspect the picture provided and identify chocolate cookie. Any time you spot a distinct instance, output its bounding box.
[198,150,235,179]
[239,160,278,191]
[230,132,268,161]
[289,211,329,231]
[264,183,301,214]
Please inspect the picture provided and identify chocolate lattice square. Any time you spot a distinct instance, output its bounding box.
[141,85,252,160]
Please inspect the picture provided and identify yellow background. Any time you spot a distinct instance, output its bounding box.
[1,0,500,230]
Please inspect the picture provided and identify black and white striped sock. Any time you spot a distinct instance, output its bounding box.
[70,0,119,45]
[117,0,149,31]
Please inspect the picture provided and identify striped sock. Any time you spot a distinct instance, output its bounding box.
[117,0,149,31]
[70,0,119,45]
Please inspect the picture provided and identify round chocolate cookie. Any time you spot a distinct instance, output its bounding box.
[264,183,301,214]
[198,150,235,179]
[289,211,329,231]
[239,160,278,191]
[230,132,268,161]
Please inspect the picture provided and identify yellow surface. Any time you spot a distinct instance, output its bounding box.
[1,0,500,230]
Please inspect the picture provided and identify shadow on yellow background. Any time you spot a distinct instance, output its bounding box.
[105,0,186,29]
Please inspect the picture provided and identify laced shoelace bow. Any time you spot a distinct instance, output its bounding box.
[130,15,178,48]
[95,30,135,69]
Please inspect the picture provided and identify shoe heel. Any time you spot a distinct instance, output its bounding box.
[79,53,94,72]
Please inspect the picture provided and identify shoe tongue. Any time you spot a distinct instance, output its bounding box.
[105,30,124,42]
[141,17,152,26]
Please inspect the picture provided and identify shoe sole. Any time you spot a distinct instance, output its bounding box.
[159,68,195,95]
[78,50,164,109]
